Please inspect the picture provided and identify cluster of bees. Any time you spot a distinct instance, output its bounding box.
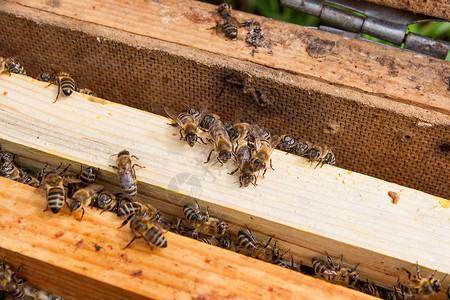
[164,102,335,187]
[0,257,63,300]
[0,57,95,103]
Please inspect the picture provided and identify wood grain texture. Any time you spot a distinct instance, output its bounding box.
[0,74,448,299]
[0,178,378,300]
[3,0,449,120]
[364,0,449,20]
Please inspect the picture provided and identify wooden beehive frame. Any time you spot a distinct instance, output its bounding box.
[0,74,448,299]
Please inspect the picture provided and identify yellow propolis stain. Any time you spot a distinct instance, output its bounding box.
[438,198,449,209]
[96,116,100,119]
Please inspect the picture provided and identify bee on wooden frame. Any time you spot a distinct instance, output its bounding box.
[312,252,359,288]
[67,184,104,221]
[180,200,229,239]
[110,150,144,197]
[237,225,288,264]
[0,257,25,300]
[117,197,160,227]
[211,3,239,40]
[47,65,76,103]
[123,214,169,250]
[397,262,448,298]
[40,164,81,214]
[228,143,258,187]
[79,166,97,184]
[96,191,124,214]
[308,145,336,168]
[205,117,233,166]
[247,124,280,177]
[165,102,208,147]
[0,57,26,76]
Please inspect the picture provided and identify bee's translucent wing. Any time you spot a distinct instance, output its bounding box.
[164,107,184,128]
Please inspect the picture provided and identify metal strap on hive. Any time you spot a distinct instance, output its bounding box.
[281,0,450,59]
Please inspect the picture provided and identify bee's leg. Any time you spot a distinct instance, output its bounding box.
[263,235,274,249]
[415,262,421,279]
[179,129,184,140]
[325,251,336,271]
[350,263,359,272]
[119,214,134,229]
[132,164,145,169]
[228,167,239,175]
[206,138,214,143]
[205,206,210,222]
[204,149,214,164]
[217,158,224,166]
[198,136,207,145]
[123,236,140,250]
[270,159,274,170]
[131,155,140,160]
[53,81,61,103]
[79,207,85,222]
[109,165,119,170]
[193,200,203,221]
[338,255,343,271]
[402,267,413,280]
[262,168,267,178]
[11,264,23,278]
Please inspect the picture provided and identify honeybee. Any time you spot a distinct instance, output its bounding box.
[48,66,76,103]
[0,258,25,300]
[199,113,220,132]
[228,144,258,187]
[312,252,359,287]
[205,118,233,165]
[96,191,121,213]
[181,200,228,239]
[36,71,53,82]
[0,152,21,181]
[77,88,96,96]
[123,214,168,250]
[79,166,97,184]
[397,262,448,297]
[358,280,381,297]
[237,225,288,264]
[308,145,336,168]
[41,165,81,214]
[248,125,280,176]
[217,3,232,17]
[215,16,239,40]
[165,103,208,147]
[117,198,160,227]
[67,184,104,221]
[294,140,312,157]
[277,135,297,152]
[227,122,250,143]
[0,57,26,75]
[17,169,40,187]
[110,150,143,197]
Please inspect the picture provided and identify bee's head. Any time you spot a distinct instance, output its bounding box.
[185,134,198,147]
[241,174,255,187]
[68,199,82,213]
[219,151,232,163]
[218,3,232,16]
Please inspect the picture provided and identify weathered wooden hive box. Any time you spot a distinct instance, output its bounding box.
[0,0,448,299]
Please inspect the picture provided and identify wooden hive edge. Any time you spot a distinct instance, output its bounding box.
[0,74,448,299]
